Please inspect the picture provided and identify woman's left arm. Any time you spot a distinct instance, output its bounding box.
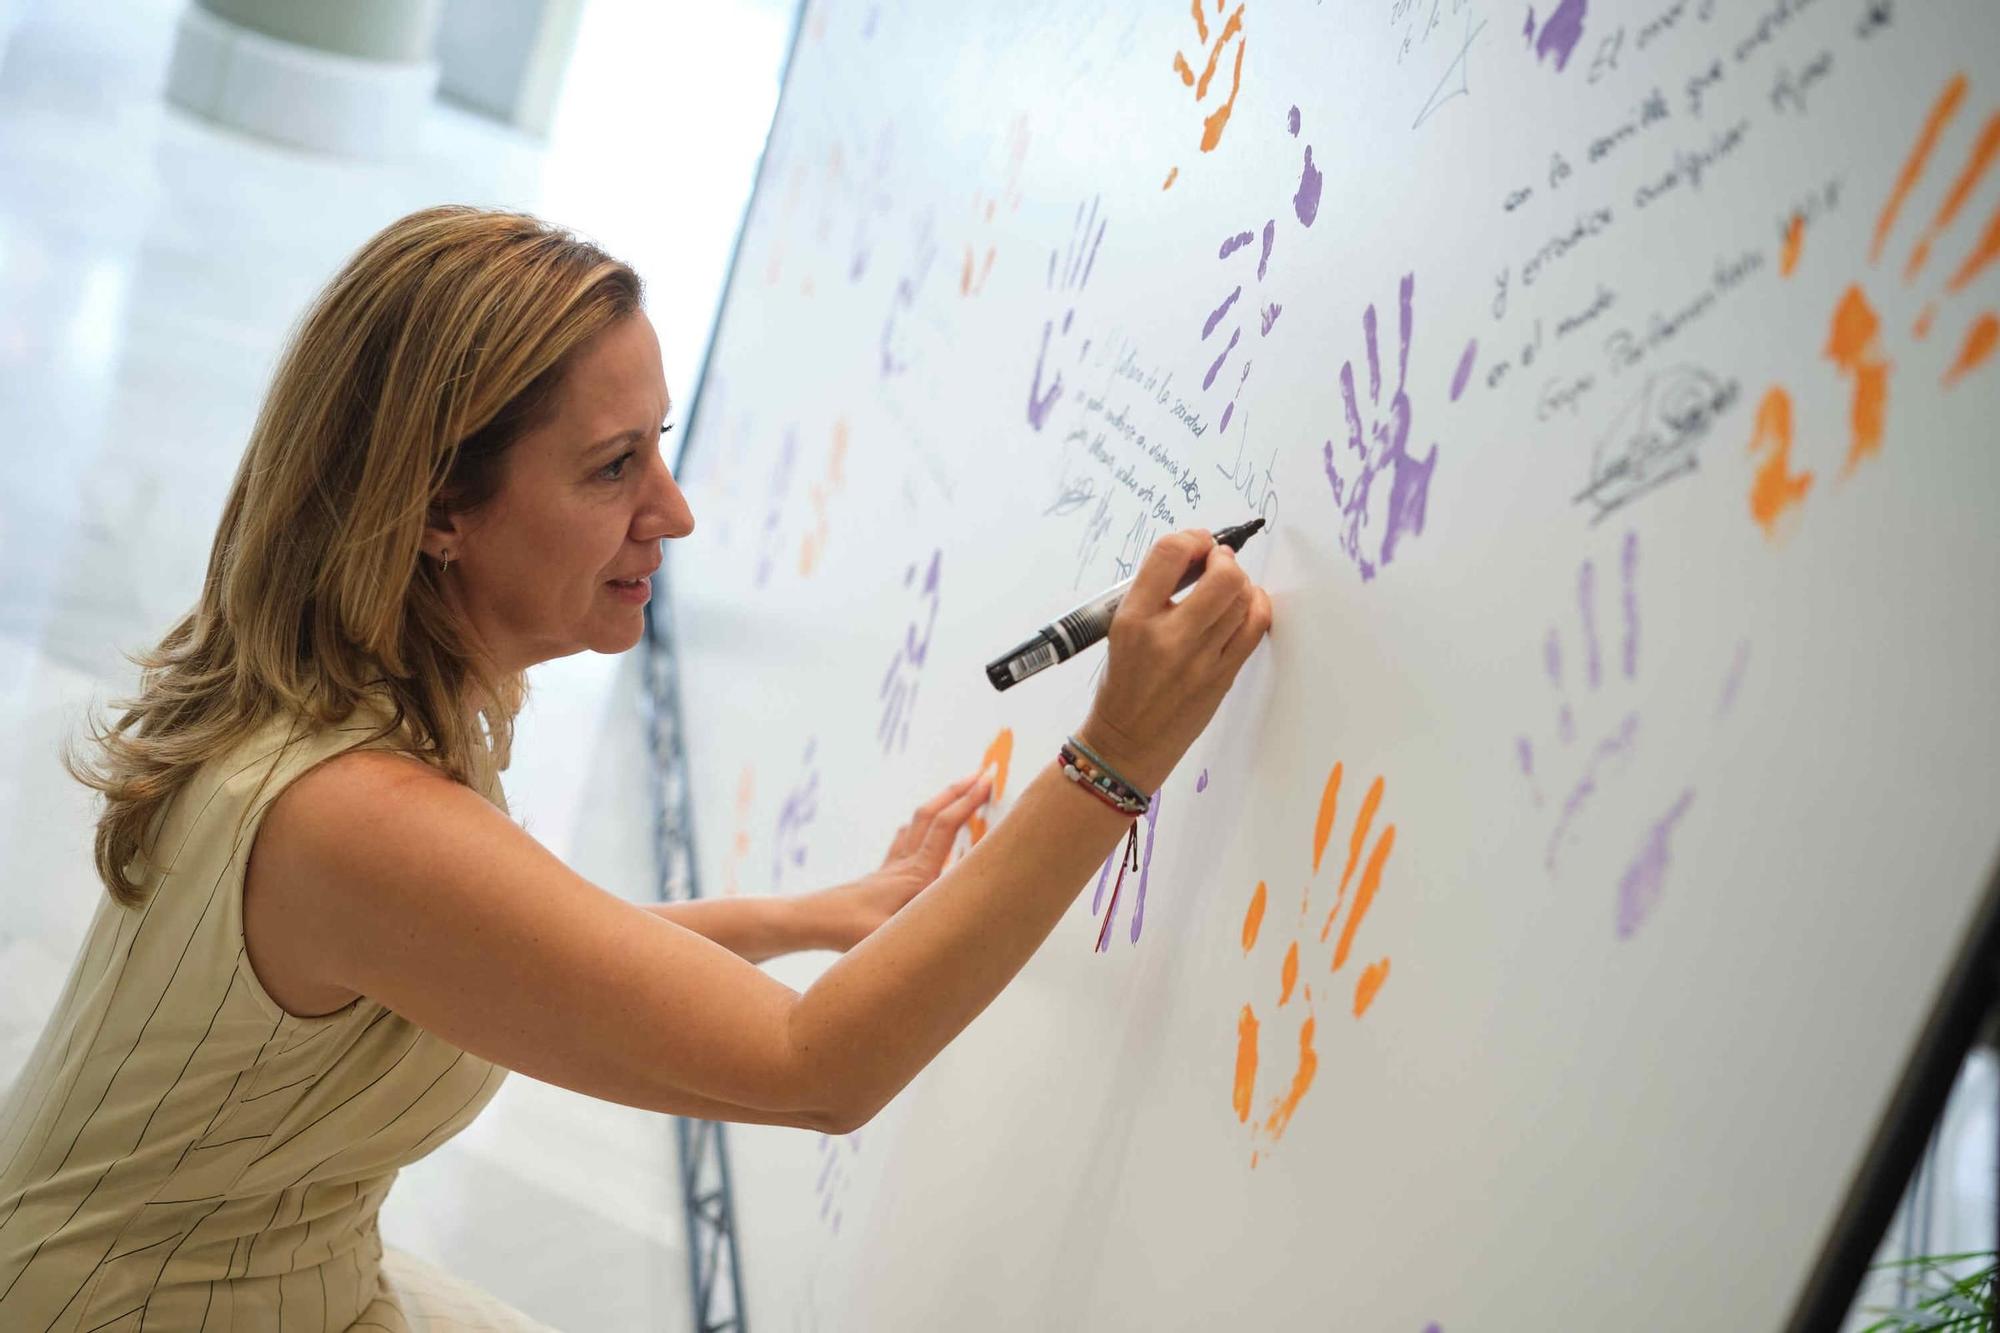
[643,774,989,964]
[642,896,834,964]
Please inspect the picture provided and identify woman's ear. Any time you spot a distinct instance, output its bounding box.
[420,506,467,563]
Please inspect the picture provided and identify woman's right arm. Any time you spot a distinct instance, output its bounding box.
[249,531,1270,1131]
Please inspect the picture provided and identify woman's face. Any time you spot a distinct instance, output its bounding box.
[432,311,694,671]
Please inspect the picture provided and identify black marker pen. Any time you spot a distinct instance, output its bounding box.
[984,518,1266,691]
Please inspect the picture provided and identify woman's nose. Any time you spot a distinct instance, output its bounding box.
[637,453,695,541]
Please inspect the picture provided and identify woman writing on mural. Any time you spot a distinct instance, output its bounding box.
[0,207,1272,1329]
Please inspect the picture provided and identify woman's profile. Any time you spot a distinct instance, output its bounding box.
[0,206,1271,1330]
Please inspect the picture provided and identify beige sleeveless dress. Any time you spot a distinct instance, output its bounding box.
[0,702,554,1331]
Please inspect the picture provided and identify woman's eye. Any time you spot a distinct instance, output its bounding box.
[598,451,634,481]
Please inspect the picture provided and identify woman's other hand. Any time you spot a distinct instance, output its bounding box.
[1076,529,1274,795]
[810,772,993,950]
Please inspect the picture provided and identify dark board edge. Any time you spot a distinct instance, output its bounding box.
[1786,837,2000,1333]
[665,0,809,481]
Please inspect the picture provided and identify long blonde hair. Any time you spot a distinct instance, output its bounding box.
[69,206,643,906]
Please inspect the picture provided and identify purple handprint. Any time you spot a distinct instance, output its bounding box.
[1322,273,1439,581]
[1027,197,1106,432]
[754,428,802,589]
[1091,789,1162,951]
[812,1129,861,1235]
[877,549,941,753]
[773,738,820,891]
[879,210,939,379]
[1197,107,1323,436]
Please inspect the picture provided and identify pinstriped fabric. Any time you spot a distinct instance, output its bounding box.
[0,701,547,1330]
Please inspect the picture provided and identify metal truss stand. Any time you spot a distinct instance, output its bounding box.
[642,576,749,1333]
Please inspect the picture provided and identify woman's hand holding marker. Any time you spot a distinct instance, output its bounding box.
[1075,528,1275,798]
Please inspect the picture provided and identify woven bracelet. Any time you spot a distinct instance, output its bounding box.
[1058,739,1149,816]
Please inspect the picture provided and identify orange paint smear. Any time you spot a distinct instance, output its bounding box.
[1907,111,2000,280]
[1946,202,2000,294]
[1172,50,1195,88]
[1241,880,1267,952]
[1333,824,1395,972]
[1311,763,1342,873]
[1161,167,1180,191]
[1781,214,1804,277]
[1279,940,1299,1005]
[1322,775,1383,942]
[1195,6,1243,100]
[1260,1014,1318,1142]
[1874,74,1967,264]
[1232,1004,1258,1123]
[1826,285,1889,474]
[1199,27,1246,153]
[960,246,995,296]
[965,728,1014,847]
[1190,0,1210,45]
[1945,311,1999,386]
[1748,386,1813,538]
[1353,958,1390,1018]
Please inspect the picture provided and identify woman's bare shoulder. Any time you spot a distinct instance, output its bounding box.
[245,746,500,1017]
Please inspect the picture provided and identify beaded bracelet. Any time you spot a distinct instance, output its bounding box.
[1065,736,1148,807]
[1056,737,1155,952]
[1057,738,1149,816]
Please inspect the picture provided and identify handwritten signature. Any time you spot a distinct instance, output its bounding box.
[1574,365,1739,523]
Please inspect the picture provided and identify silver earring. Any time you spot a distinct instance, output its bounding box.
[440,550,452,574]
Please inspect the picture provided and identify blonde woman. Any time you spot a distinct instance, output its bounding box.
[0,206,1272,1331]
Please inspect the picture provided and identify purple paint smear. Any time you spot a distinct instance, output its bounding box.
[1203,286,1243,339]
[1716,640,1751,719]
[879,215,938,379]
[1287,104,1301,136]
[1546,710,1639,873]
[1543,628,1573,744]
[877,551,941,753]
[1450,339,1478,401]
[1196,769,1210,792]
[1322,272,1439,581]
[1219,230,1257,259]
[1578,559,1601,690]
[1516,736,1542,806]
[1294,146,1323,227]
[1530,0,1588,71]
[1203,327,1243,391]
[1092,791,1162,948]
[1617,789,1694,938]
[1027,322,1064,430]
[1620,529,1640,678]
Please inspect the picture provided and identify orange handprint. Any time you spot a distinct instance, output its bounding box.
[1231,761,1395,1166]
[1751,71,1999,539]
[962,116,1030,297]
[963,727,1013,849]
[798,420,850,576]
[1162,0,1247,191]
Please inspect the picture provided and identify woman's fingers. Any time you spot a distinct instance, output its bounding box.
[1187,547,1255,644]
[1216,583,1274,671]
[916,776,993,862]
[1123,529,1214,616]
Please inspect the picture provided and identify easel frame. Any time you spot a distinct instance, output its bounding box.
[1789,848,2000,1331]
